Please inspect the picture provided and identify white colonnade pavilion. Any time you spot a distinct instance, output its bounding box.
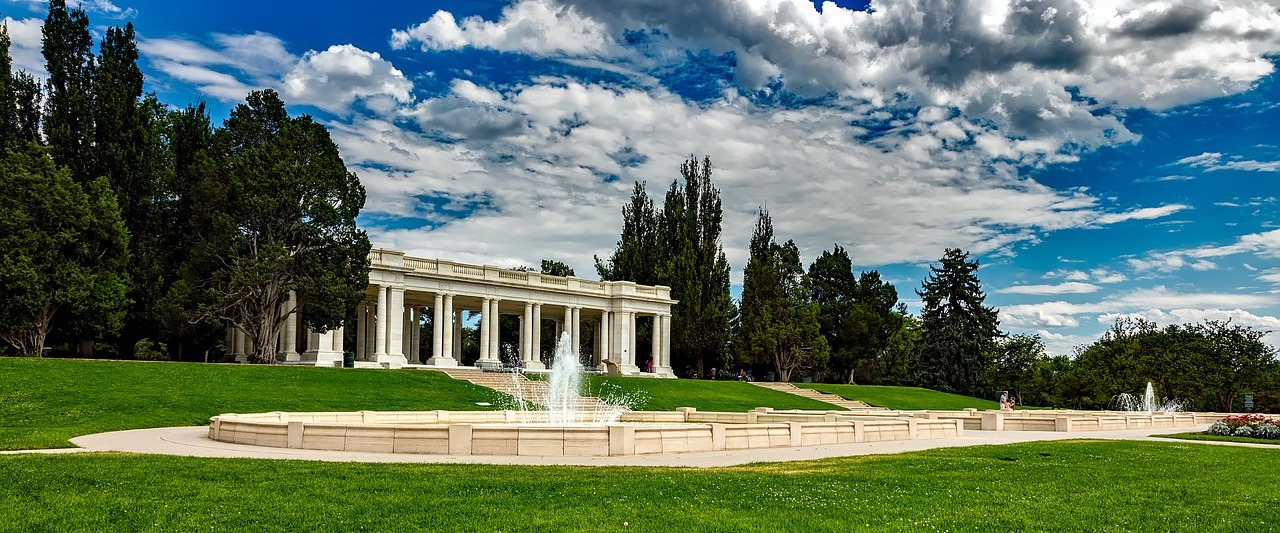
[226,248,677,377]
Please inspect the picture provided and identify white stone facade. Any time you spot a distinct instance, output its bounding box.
[226,248,677,376]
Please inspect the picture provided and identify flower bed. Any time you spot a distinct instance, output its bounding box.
[1206,414,1280,439]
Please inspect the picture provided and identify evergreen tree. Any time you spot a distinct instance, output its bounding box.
[181,90,370,363]
[807,245,858,381]
[915,248,1000,396]
[736,208,827,381]
[0,144,128,355]
[659,156,732,375]
[0,22,16,154]
[11,71,41,145]
[594,181,659,284]
[41,0,95,182]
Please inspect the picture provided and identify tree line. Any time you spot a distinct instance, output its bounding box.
[0,2,368,360]
[596,155,1278,408]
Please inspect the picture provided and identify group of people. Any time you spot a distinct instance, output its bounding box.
[998,391,1019,410]
[683,367,754,381]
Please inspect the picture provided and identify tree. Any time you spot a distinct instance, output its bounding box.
[41,0,95,182]
[10,71,41,145]
[985,334,1048,404]
[0,21,16,153]
[807,245,858,381]
[540,259,575,277]
[1194,320,1277,412]
[0,144,128,355]
[736,208,828,381]
[915,248,1000,396]
[659,156,733,374]
[182,90,370,363]
[595,181,659,284]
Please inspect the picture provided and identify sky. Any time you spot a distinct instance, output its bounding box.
[4,0,1280,355]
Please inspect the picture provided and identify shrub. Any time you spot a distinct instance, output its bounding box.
[1233,425,1256,438]
[1256,424,1280,440]
[1207,421,1232,436]
[133,339,170,361]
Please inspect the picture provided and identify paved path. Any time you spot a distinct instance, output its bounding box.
[0,424,1214,467]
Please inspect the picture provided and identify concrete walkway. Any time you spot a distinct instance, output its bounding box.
[2,424,1216,468]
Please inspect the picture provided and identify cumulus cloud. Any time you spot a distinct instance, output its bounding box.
[390,0,619,57]
[282,45,414,114]
[1000,286,1279,331]
[2,16,45,76]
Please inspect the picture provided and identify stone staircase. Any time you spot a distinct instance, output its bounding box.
[441,369,618,412]
[752,381,886,411]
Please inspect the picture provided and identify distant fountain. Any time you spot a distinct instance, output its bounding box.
[508,332,632,425]
[1111,382,1186,413]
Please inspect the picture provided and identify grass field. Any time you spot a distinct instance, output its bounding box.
[587,376,837,412]
[0,358,505,450]
[2,440,1274,532]
[795,383,998,410]
[1159,432,1280,446]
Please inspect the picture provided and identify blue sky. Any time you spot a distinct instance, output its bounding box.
[5,0,1280,354]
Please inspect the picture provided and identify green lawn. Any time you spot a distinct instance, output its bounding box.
[1,440,1274,531]
[586,376,837,412]
[795,383,999,410]
[0,358,505,450]
[1158,432,1280,446]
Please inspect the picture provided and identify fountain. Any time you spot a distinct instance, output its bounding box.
[507,332,630,425]
[1111,382,1186,413]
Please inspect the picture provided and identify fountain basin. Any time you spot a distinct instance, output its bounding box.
[208,408,966,457]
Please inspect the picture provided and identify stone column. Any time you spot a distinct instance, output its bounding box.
[479,297,491,365]
[650,314,661,372]
[374,286,388,358]
[411,306,422,363]
[522,302,534,363]
[442,294,455,361]
[225,327,235,357]
[571,307,581,360]
[364,301,376,361]
[280,291,299,361]
[432,294,444,361]
[384,287,406,367]
[488,298,502,361]
[356,302,367,361]
[530,303,544,369]
[452,307,462,359]
[303,326,342,367]
[599,312,610,370]
[401,306,413,358]
[592,315,602,367]
[627,312,638,372]
[661,313,673,375]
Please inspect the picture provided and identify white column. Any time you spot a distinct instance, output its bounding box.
[401,306,412,358]
[571,307,581,360]
[627,312,638,371]
[432,294,444,360]
[374,286,387,358]
[599,312,610,370]
[650,314,661,372]
[488,298,502,361]
[442,294,455,362]
[661,313,673,375]
[452,307,462,359]
[383,287,406,367]
[281,291,298,361]
[411,306,422,363]
[592,315,602,366]
[303,326,342,367]
[355,302,367,360]
[530,303,544,369]
[479,297,491,365]
[225,327,235,357]
[363,301,376,360]
[562,308,572,347]
[522,302,533,362]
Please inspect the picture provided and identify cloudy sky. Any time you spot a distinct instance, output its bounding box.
[5,0,1280,354]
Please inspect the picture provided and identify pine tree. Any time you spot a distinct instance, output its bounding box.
[41,0,95,182]
[915,248,1000,396]
[0,22,17,154]
[736,208,827,381]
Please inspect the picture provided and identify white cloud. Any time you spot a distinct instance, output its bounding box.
[1174,150,1280,172]
[1098,308,1280,346]
[390,0,619,57]
[1260,269,1280,285]
[139,32,297,102]
[1129,229,1280,273]
[997,282,1101,295]
[9,0,135,18]
[1000,286,1279,329]
[282,45,414,114]
[2,16,45,76]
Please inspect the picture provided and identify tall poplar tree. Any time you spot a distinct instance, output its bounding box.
[659,156,732,375]
[41,0,95,182]
[594,181,659,284]
[10,71,41,145]
[915,248,1000,396]
[0,21,16,154]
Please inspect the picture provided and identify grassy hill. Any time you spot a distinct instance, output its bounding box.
[795,383,998,410]
[0,358,504,450]
[586,376,837,412]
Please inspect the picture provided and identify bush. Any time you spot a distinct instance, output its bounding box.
[1233,425,1256,438]
[1207,421,1232,436]
[1256,423,1280,440]
[133,339,169,361]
